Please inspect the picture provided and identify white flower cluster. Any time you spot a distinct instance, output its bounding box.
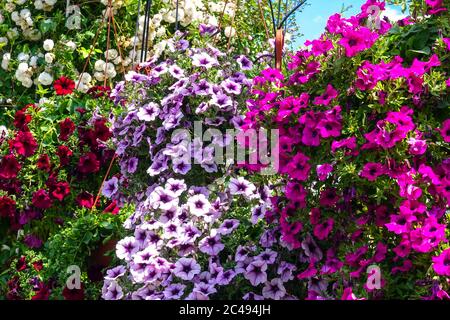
[34,0,58,12]
[93,48,131,82]
[101,0,124,10]
[10,8,42,41]
[128,0,236,63]
[15,59,34,88]
[77,72,92,92]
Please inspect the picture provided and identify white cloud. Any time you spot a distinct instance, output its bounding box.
[381,7,407,22]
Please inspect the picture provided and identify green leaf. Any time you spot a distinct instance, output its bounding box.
[82,231,93,244]
[408,47,430,55]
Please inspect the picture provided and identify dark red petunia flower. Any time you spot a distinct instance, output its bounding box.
[37,154,51,172]
[53,76,75,95]
[31,282,51,300]
[76,191,94,209]
[77,152,100,174]
[103,200,120,215]
[32,260,43,272]
[56,145,73,166]
[0,179,22,195]
[49,181,70,201]
[11,131,38,158]
[77,127,98,150]
[59,118,76,141]
[0,196,16,218]
[32,189,53,209]
[13,107,32,131]
[0,154,21,179]
[76,107,87,115]
[62,283,85,300]
[6,277,21,300]
[94,118,112,141]
[16,256,27,272]
[87,85,111,98]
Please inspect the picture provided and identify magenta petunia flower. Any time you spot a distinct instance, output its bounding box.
[313,218,334,240]
[338,27,378,57]
[317,118,342,138]
[407,136,427,155]
[439,119,450,143]
[385,214,417,235]
[316,163,333,181]
[432,249,450,276]
[313,84,338,106]
[302,125,321,146]
[319,188,339,207]
[286,152,311,181]
[360,162,386,181]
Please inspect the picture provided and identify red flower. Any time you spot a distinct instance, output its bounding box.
[13,107,32,131]
[76,192,94,209]
[16,256,27,272]
[0,196,16,218]
[53,76,75,95]
[31,282,51,300]
[62,283,85,300]
[78,127,98,150]
[56,145,73,166]
[87,85,111,98]
[6,276,21,300]
[32,260,43,272]
[59,118,76,141]
[11,131,38,157]
[49,181,71,201]
[32,189,53,209]
[0,179,22,195]
[77,152,100,174]
[94,118,112,141]
[103,200,120,214]
[0,154,21,179]
[76,107,87,115]
[37,154,51,172]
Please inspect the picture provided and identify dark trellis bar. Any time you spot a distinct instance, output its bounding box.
[175,0,180,31]
[141,0,153,62]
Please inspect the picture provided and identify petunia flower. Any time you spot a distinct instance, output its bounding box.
[262,278,286,300]
[244,260,268,286]
[173,258,201,281]
[313,84,338,106]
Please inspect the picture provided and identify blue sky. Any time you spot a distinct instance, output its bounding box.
[290,0,407,49]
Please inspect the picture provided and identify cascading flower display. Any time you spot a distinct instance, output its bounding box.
[241,0,450,300]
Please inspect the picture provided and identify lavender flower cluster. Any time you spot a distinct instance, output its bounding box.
[106,32,255,203]
[101,32,300,300]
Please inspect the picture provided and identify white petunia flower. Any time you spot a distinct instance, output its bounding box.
[65,41,77,51]
[224,26,236,38]
[44,52,54,64]
[1,53,11,71]
[38,72,53,85]
[43,39,54,51]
